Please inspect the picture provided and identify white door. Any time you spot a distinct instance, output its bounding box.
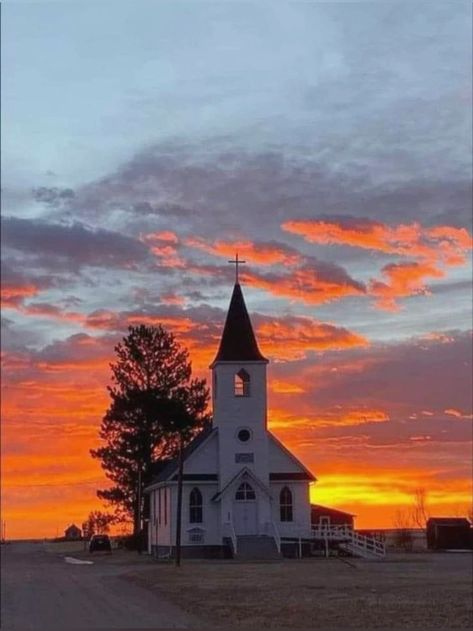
[233,501,258,535]
[233,482,258,535]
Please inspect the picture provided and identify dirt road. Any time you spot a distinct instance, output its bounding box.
[1,542,194,629]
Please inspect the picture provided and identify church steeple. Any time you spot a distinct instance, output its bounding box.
[211,283,268,366]
[211,279,270,483]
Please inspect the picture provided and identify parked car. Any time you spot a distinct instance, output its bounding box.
[89,534,112,553]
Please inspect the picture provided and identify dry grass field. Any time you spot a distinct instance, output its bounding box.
[127,552,473,629]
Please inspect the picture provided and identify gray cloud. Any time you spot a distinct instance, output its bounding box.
[55,142,471,249]
[1,216,151,272]
[271,330,473,422]
[32,186,75,208]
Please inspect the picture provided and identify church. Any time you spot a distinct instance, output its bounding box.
[145,277,316,559]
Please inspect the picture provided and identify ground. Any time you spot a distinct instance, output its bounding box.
[127,552,473,629]
[1,541,194,629]
[2,542,471,629]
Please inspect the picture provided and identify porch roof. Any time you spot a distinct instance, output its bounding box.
[211,467,271,502]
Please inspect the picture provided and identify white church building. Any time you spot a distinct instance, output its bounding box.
[145,280,316,559]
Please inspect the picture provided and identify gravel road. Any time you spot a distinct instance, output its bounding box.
[1,542,194,629]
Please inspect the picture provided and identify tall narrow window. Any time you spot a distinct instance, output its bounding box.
[234,368,250,397]
[158,488,162,525]
[189,487,203,523]
[280,486,293,522]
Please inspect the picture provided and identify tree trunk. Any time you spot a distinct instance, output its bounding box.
[175,436,184,567]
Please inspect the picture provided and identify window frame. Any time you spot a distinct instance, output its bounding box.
[234,369,251,397]
[237,427,252,443]
[188,527,205,544]
[235,481,256,501]
[189,487,203,524]
[279,486,293,522]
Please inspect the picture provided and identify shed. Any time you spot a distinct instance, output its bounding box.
[64,524,82,540]
[311,504,355,528]
[426,518,471,550]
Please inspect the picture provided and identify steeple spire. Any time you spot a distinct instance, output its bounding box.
[211,281,268,365]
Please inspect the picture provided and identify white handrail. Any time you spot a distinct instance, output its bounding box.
[271,521,281,554]
[261,521,281,553]
[229,520,237,555]
[311,524,385,558]
[223,520,238,556]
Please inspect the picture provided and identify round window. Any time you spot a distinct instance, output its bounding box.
[237,428,251,442]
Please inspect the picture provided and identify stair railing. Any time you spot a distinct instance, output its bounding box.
[271,521,281,554]
[262,521,281,553]
[225,520,237,556]
[311,524,385,557]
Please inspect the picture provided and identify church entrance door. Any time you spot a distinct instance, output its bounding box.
[233,482,258,535]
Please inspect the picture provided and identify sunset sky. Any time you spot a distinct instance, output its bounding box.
[2,1,472,539]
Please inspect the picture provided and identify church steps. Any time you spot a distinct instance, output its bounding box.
[235,535,281,560]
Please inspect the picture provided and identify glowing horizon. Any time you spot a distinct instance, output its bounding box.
[2,1,472,539]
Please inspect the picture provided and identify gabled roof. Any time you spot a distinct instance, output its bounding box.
[269,432,317,481]
[144,424,216,490]
[270,472,314,481]
[427,517,471,526]
[311,504,355,518]
[211,283,268,365]
[211,467,272,502]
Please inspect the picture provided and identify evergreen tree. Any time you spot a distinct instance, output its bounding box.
[91,324,210,534]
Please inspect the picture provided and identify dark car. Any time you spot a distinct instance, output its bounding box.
[89,534,112,553]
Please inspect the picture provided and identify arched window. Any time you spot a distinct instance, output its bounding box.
[280,486,293,522]
[235,482,256,501]
[189,487,203,523]
[234,369,250,397]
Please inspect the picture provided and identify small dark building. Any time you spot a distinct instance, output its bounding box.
[64,524,82,540]
[426,518,472,550]
[311,504,355,528]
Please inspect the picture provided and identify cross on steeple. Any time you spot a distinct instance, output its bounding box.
[228,252,246,284]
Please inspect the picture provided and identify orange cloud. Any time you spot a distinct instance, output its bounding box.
[270,380,305,394]
[256,315,369,360]
[427,225,473,265]
[144,230,179,243]
[282,218,472,266]
[242,266,365,306]
[161,293,186,306]
[1,280,45,310]
[150,244,186,268]
[186,237,301,266]
[444,408,473,419]
[269,406,389,429]
[369,261,445,311]
[140,231,185,268]
[85,310,195,334]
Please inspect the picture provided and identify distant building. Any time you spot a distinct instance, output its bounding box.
[64,524,82,540]
[426,518,472,550]
[311,504,355,528]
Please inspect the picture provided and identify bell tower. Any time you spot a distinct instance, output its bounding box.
[210,279,269,488]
